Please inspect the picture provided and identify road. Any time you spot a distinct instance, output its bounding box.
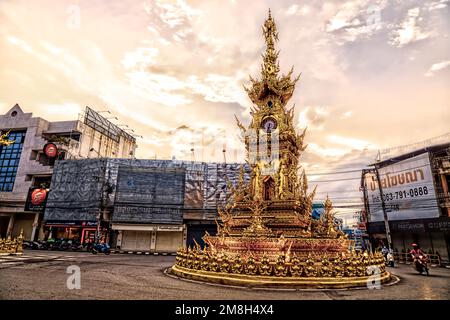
[0,250,449,300]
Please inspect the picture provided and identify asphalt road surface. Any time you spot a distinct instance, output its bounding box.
[0,250,449,300]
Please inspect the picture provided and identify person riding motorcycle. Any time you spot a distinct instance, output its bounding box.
[410,243,426,258]
[410,243,429,275]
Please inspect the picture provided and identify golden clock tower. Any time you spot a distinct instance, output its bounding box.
[233,10,312,236]
[171,11,390,289]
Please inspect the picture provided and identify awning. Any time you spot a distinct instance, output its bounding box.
[111,223,183,232]
[45,221,97,227]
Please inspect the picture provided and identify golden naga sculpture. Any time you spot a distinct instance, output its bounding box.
[0,130,15,146]
[0,230,24,255]
[171,10,390,288]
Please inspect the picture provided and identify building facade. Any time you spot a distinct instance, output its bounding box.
[362,142,450,263]
[0,104,137,240]
[43,158,249,253]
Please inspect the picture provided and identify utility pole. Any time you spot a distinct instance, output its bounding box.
[373,165,393,251]
[94,161,107,244]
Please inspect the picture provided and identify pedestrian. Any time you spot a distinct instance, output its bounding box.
[381,245,389,261]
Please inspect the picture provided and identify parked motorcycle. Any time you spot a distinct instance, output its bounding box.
[22,240,32,250]
[58,239,71,251]
[23,240,48,250]
[70,240,84,251]
[413,254,429,276]
[46,238,59,250]
[36,240,49,250]
[90,242,111,255]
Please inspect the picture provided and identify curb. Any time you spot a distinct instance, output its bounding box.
[112,250,175,255]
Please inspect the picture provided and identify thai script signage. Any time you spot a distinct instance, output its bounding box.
[365,153,439,221]
[367,217,450,233]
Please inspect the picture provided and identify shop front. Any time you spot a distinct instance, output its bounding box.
[367,216,450,262]
[111,223,185,253]
[44,220,99,243]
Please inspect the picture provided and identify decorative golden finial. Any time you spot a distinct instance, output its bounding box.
[262,8,279,80]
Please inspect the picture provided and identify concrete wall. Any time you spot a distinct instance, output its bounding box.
[0,105,50,212]
[0,104,139,239]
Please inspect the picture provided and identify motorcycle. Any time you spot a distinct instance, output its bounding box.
[413,254,429,276]
[90,242,111,255]
[23,240,49,250]
[45,238,57,250]
[70,241,84,251]
[385,252,395,267]
[35,240,49,250]
[58,239,71,251]
[22,240,32,250]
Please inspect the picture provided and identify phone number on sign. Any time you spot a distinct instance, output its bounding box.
[372,186,429,202]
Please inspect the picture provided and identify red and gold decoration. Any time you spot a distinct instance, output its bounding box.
[31,188,47,205]
[171,10,390,288]
[0,230,24,255]
[25,187,49,212]
[43,142,58,158]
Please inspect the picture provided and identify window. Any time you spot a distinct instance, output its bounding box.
[33,176,51,188]
[0,130,26,192]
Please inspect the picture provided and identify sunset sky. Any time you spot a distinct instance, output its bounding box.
[1,0,449,221]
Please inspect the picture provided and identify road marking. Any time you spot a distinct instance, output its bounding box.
[0,253,94,268]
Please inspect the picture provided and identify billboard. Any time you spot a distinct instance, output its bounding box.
[365,153,439,221]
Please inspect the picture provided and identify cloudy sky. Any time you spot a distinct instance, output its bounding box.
[1,0,449,222]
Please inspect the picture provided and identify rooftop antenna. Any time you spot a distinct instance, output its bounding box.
[190,143,195,162]
[222,143,227,164]
[201,128,205,163]
[375,150,381,162]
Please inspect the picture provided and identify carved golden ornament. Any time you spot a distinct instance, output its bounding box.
[200,253,209,271]
[219,254,231,273]
[304,255,318,277]
[244,256,258,275]
[258,255,272,276]
[274,254,288,277]
[357,256,367,277]
[289,255,303,277]
[0,131,15,147]
[320,257,333,277]
[0,229,24,254]
[231,255,244,274]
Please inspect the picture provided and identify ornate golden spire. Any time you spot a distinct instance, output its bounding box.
[244,9,300,106]
[261,9,280,81]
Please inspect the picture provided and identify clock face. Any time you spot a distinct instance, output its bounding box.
[261,117,277,133]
